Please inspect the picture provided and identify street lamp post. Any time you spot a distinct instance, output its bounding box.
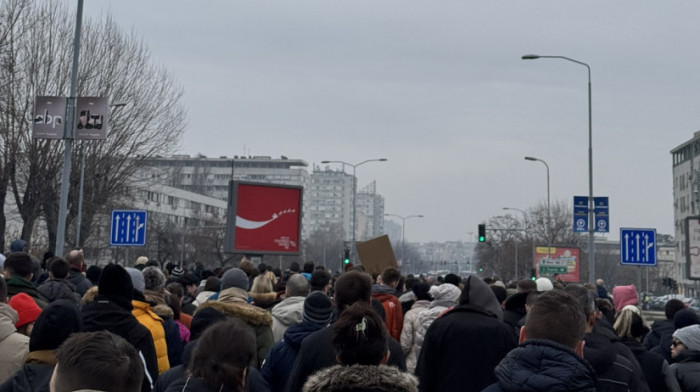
[522,54,595,284]
[321,158,387,260]
[524,156,551,259]
[384,213,424,272]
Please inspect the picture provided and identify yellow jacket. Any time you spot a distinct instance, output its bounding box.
[132,300,169,374]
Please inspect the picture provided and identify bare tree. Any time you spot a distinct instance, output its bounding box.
[303,222,345,272]
[0,2,185,251]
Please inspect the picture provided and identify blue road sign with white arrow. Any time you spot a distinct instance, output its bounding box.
[620,228,656,266]
[110,210,148,246]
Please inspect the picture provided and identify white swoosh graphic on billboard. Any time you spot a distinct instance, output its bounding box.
[236,216,275,229]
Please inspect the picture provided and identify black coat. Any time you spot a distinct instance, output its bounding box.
[36,279,81,306]
[621,338,671,392]
[670,349,700,392]
[0,364,53,392]
[482,340,597,392]
[285,324,406,392]
[592,320,650,392]
[644,319,675,361]
[414,304,517,392]
[67,269,93,297]
[81,297,158,392]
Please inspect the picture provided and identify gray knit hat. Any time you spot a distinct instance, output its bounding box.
[674,324,700,351]
[303,291,333,325]
[125,267,145,293]
[220,268,249,291]
[142,266,166,292]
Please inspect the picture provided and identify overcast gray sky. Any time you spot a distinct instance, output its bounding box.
[84,1,698,243]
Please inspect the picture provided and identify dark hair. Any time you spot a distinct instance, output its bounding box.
[444,273,461,286]
[303,261,314,274]
[333,303,388,365]
[666,299,687,320]
[334,271,372,311]
[53,331,144,392]
[204,276,220,292]
[179,273,199,287]
[381,268,400,285]
[490,285,507,304]
[4,252,34,278]
[0,278,7,302]
[85,265,102,285]
[48,257,70,279]
[564,284,597,319]
[525,290,586,350]
[166,282,184,299]
[517,279,537,293]
[164,291,181,321]
[404,276,419,292]
[289,262,300,272]
[310,270,331,291]
[412,281,432,301]
[188,319,255,392]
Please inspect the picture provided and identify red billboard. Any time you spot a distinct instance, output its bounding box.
[535,246,580,282]
[224,182,303,255]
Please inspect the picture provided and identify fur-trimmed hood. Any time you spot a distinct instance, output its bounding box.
[303,364,419,392]
[196,300,272,326]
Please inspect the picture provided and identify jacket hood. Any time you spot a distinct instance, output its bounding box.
[458,275,503,320]
[283,321,325,348]
[372,284,396,295]
[37,279,79,303]
[271,296,305,325]
[0,302,19,340]
[303,364,419,392]
[197,300,272,326]
[582,331,616,373]
[193,290,215,306]
[492,340,596,392]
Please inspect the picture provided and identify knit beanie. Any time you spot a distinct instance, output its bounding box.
[142,266,166,292]
[674,309,700,329]
[428,283,461,303]
[86,265,102,286]
[8,293,41,328]
[286,274,309,297]
[125,267,146,293]
[135,256,149,267]
[171,266,184,278]
[674,324,700,351]
[220,268,249,291]
[612,285,638,313]
[29,299,81,352]
[10,239,26,253]
[535,277,554,292]
[303,291,333,325]
[98,263,134,310]
[190,308,227,341]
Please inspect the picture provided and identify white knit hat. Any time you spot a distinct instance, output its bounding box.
[535,277,553,292]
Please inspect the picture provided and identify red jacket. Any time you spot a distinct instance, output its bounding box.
[372,292,404,341]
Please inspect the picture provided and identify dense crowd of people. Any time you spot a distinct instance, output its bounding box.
[1,242,700,391]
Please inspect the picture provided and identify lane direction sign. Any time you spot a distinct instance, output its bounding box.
[620,228,656,266]
[110,210,147,246]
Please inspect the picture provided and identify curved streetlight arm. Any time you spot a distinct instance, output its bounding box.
[522,55,590,81]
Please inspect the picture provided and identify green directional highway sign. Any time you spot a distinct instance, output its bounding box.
[539,265,568,275]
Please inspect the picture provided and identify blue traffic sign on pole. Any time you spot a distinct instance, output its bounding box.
[594,197,609,233]
[110,210,148,246]
[620,228,656,266]
[573,196,588,233]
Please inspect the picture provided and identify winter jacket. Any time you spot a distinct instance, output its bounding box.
[398,291,416,315]
[81,296,158,392]
[303,364,418,392]
[0,350,56,392]
[371,285,403,341]
[286,323,406,392]
[192,290,215,307]
[399,299,430,373]
[144,291,186,369]
[270,296,305,342]
[67,269,93,297]
[36,279,82,306]
[670,349,700,392]
[0,303,29,384]
[482,340,597,392]
[415,275,517,392]
[502,292,528,339]
[583,331,636,392]
[592,320,650,392]
[622,337,678,392]
[644,319,675,360]
[132,299,170,374]
[5,277,48,309]
[163,367,269,392]
[262,321,325,392]
[196,287,274,368]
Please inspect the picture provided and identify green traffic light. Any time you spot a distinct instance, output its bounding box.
[344,259,350,264]
[478,236,485,242]
[531,276,536,281]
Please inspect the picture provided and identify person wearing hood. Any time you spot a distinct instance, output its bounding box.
[262,291,333,392]
[0,299,82,392]
[270,274,309,342]
[644,299,686,356]
[371,268,403,341]
[36,258,82,307]
[400,281,431,374]
[127,267,170,374]
[413,282,461,362]
[482,290,597,392]
[669,324,700,391]
[80,264,158,392]
[196,268,273,368]
[415,275,517,392]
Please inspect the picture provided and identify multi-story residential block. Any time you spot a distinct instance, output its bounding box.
[356,181,385,241]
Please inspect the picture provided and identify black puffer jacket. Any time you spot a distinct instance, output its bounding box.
[670,349,700,392]
[37,279,81,306]
[0,363,53,392]
[482,340,597,392]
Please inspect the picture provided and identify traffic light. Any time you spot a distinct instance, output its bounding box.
[478,224,486,242]
[343,248,350,264]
